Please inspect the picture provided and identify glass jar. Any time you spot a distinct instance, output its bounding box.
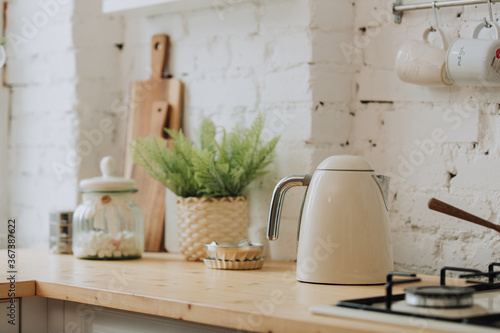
[72,156,144,259]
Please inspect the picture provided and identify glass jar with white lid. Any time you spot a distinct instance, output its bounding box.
[72,156,144,259]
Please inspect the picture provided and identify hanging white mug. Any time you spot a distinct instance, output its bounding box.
[395,27,452,86]
[0,45,5,69]
[446,21,500,86]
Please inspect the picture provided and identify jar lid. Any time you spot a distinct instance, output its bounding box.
[79,156,137,192]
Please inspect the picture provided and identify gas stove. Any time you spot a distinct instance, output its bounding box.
[311,263,500,333]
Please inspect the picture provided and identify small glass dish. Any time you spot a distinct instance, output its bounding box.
[205,239,264,261]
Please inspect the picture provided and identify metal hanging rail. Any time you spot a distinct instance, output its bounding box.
[393,0,498,23]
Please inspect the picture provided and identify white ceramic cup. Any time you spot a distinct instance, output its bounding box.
[446,22,500,87]
[0,45,5,69]
[395,27,452,86]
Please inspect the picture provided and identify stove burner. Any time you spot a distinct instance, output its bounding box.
[405,286,475,309]
[334,262,500,330]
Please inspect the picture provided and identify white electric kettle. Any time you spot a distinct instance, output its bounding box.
[267,155,393,285]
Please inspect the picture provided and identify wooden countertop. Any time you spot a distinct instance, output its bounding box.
[0,249,461,333]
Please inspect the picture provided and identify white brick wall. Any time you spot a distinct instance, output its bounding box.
[5,0,499,274]
[351,0,500,274]
[120,0,329,260]
[5,0,123,248]
[73,0,124,181]
[5,0,79,248]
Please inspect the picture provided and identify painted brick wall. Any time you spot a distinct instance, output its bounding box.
[72,1,124,181]
[6,0,499,274]
[350,0,500,274]
[118,0,353,260]
[4,0,123,248]
[5,0,79,248]
[122,0,500,271]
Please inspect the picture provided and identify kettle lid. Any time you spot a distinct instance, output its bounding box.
[317,155,374,171]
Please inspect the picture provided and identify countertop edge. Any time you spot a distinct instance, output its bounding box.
[0,280,35,299]
[33,280,409,333]
[0,249,456,333]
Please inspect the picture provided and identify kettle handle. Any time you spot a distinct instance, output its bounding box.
[267,174,312,241]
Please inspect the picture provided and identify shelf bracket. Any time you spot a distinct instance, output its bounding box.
[394,0,404,24]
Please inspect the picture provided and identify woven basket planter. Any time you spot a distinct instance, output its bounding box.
[176,196,248,261]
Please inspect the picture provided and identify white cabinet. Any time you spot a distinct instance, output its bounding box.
[22,297,48,332]
[20,297,238,333]
[0,299,18,333]
[64,302,236,333]
[0,297,44,333]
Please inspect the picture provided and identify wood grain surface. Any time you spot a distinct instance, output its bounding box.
[0,249,465,333]
[124,34,183,252]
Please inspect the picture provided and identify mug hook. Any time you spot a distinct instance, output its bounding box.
[484,0,494,28]
[429,1,439,31]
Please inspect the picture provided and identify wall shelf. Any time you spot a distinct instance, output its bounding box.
[102,0,214,15]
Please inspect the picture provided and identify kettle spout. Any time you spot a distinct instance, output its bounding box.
[373,175,390,211]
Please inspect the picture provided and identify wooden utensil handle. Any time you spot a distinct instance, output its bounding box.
[428,198,500,234]
[151,34,169,80]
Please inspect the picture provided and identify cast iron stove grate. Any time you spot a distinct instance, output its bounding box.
[336,263,500,328]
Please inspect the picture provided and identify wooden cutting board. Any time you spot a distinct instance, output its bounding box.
[125,34,183,252]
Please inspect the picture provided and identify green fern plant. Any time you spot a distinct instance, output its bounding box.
[130,114,279,198]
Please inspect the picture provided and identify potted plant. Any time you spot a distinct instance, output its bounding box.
[130,115,279,260]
